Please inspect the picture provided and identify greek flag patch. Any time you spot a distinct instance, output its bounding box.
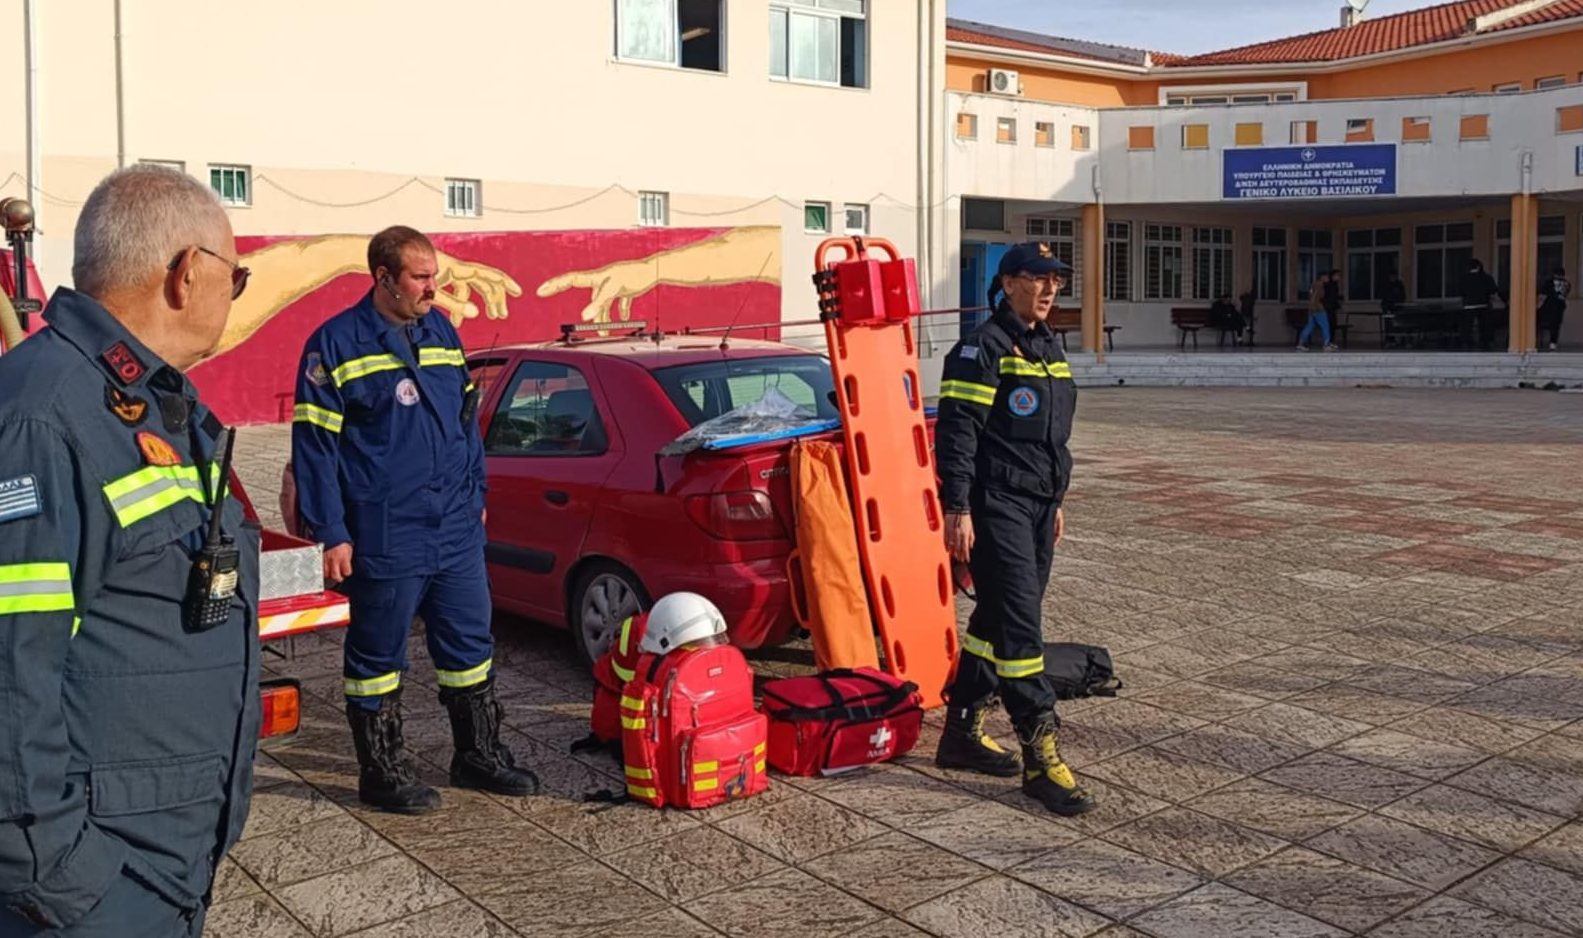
[0,475,41,524]
[959,345,979,360]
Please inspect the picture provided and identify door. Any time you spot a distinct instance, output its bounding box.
[480,357,620,619]
[959,241,1008,340]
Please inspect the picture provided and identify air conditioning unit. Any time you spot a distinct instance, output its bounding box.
[988,68,1021,96]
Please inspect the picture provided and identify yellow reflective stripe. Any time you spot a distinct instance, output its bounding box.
[464,382,476,394]
[436,658,492,689]
[0,562,74,616]
[331,353,404,388]
[940,380,996,406]
[754,742,766,755]
[627,784,657,799]
[418,347,466,368]
[692,761,718,775]
[755,759,766,774]
[963,633,1044,678]
[624,766,652,780]
[72,616,81,638]
[619,695,645,711]
[103,465,205,528]
[612,662,636,683]
[617,617,633,656]
[293,402,343,433]
[621,715,646,730]
[344,672,401,697]
[999,358,1072,379]
[693,778,719,792]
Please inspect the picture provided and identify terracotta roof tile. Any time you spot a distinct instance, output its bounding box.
[1164,0,1583,66]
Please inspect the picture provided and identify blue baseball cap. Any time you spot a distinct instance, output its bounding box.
[997,242,1073,278]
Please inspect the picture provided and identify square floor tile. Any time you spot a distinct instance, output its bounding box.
[802,832,989,914]
[1187,778,1362,841]
[273,854,460,937]
[1306,815,1500,891]
[903,874,1111,938]
[1010,840,1204,921]
[1378,783,1566,852]
[1327,729,1487,780]
[1128,883,1346,938]
[1366,896,1568,938]
[474,861,669,938]
[1452,858,1583,936]
[1102,807,1287,878]
[1259,752,1427,809]
[905,800,1077,870]
[686,868,884,938]
[714,791,888,865]
[1223,846,1429,933]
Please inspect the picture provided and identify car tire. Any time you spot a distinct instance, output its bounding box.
[569,562,650,668]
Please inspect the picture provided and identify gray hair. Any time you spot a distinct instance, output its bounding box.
[72,165,229,297]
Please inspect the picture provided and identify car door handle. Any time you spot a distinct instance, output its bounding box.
[544,490,570,506]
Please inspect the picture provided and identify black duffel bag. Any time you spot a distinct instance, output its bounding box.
[1044,642,1122,699]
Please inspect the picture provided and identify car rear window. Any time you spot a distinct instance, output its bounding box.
[649,355,838,428]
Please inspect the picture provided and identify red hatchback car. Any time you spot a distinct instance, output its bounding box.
[467,333,843,663]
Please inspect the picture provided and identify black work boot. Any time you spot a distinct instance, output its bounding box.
[346,689,441,814]
[934,698,1022,777]
[440,678,540,796]
[1017,715,1096,816]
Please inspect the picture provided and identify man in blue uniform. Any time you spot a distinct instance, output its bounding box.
[292,226,536,814]
[0,165,259,935]
[932,242,1095,816]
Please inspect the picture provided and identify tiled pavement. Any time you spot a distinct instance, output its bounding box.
[218,387,1583,938]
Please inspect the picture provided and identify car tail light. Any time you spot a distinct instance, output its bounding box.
[259,680,302,740]
[684,491,781,541]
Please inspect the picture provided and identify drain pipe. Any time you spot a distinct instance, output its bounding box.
[23,0,41,230]
[114,0,125,168]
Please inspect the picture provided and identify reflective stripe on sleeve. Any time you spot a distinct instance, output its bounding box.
[940,380,996,406]
[0,562,74,616]
[293,403,344,433]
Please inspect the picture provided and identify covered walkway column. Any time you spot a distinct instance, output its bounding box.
[1082,202,1105,361]
[1508,194,1539,353]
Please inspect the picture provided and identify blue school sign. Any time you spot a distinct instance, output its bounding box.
[1223,144,1397,200]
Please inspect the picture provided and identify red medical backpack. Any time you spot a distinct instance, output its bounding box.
[620,643,769,809]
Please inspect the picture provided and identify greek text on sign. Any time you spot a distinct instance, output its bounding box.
[1223,144,1397,200]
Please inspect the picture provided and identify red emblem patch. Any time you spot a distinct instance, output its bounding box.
[102,342,146,385]
[135,431,182,467]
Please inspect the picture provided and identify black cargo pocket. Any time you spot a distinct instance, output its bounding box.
[1002,382,1046,441]
[88,753,224,817]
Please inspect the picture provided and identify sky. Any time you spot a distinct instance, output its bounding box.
[944,0,1441,55]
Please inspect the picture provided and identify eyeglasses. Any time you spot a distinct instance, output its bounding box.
[169,245,251,300]
[1015,272,1067,289]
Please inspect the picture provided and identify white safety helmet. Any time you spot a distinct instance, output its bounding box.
[639,592,727,655]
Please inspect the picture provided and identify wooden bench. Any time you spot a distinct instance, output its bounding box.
[1169,307,1245,350]
[1284,307,1351,349]
[1047,309,1120,352]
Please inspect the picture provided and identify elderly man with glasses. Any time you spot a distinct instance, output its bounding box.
[0,164,258,935]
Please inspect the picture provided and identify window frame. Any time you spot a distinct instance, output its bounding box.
[1143,223,1184,301]
[1022,217,1078,300]
[208,164,251,207]
[768,0,867,89]
[1191,226,1235,301]
[804,200,831,234]
[638,190,670,227]
[482,359,609,458]
[444,178,481,218]
[614,0,726,73]
[1104,220,1132,302]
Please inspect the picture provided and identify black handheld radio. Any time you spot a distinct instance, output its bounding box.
[184,427,240,633]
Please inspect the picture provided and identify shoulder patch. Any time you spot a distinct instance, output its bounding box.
[0,475,41,524]
[136,431,183,467]
[959,345,979,360]
[105,384,149,427]
[305,351,329,387]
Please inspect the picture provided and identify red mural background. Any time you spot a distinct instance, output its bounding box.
[185,226,783,425]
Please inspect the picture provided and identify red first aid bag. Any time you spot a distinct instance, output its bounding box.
[760,668,923,776]
[621,643,769,809]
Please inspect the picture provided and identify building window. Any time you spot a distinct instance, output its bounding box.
[208,165,250,206]
[996,117,1017,144]
[1164,89,1301,106]
[1402,116,1432,143]
[1345,118,1374,143]
[962,198,1004,232]
[1105,221,1131,301]
[1191,226,1234,300]
[1536,75,1567,90]
[1071,125,1091,150]
[1023,218,1076,298]
[139,159,185,172]
[770,0,867,88]
[616,0,724,72]
[955,112,978,140]
[1496,215,1566,294]
[445,178,480,218]
[843,203,868,235]
[638,190,669,227]
[1182,124,1209,149]
[1034,122,1055,147]
[1297,230,1335,301]
[804,201,830,233]
[1494,82,1522,93]
[1290,120,1317,144]
[1557,105,1583,134]
[1345,227,1402,302]
[1234,122,1263,146]
[1413,222,1475,300]
[1460,114,1491,140]
[1143,224,1184,301]
[1128,126,1155,150]
[1252,227,1287,302]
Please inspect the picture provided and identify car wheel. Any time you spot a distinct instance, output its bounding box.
[570,563,649,667]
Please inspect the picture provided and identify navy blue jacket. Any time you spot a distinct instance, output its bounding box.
[0,289,260,928]
[936,305,1077,511]
[291,292,485,579]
